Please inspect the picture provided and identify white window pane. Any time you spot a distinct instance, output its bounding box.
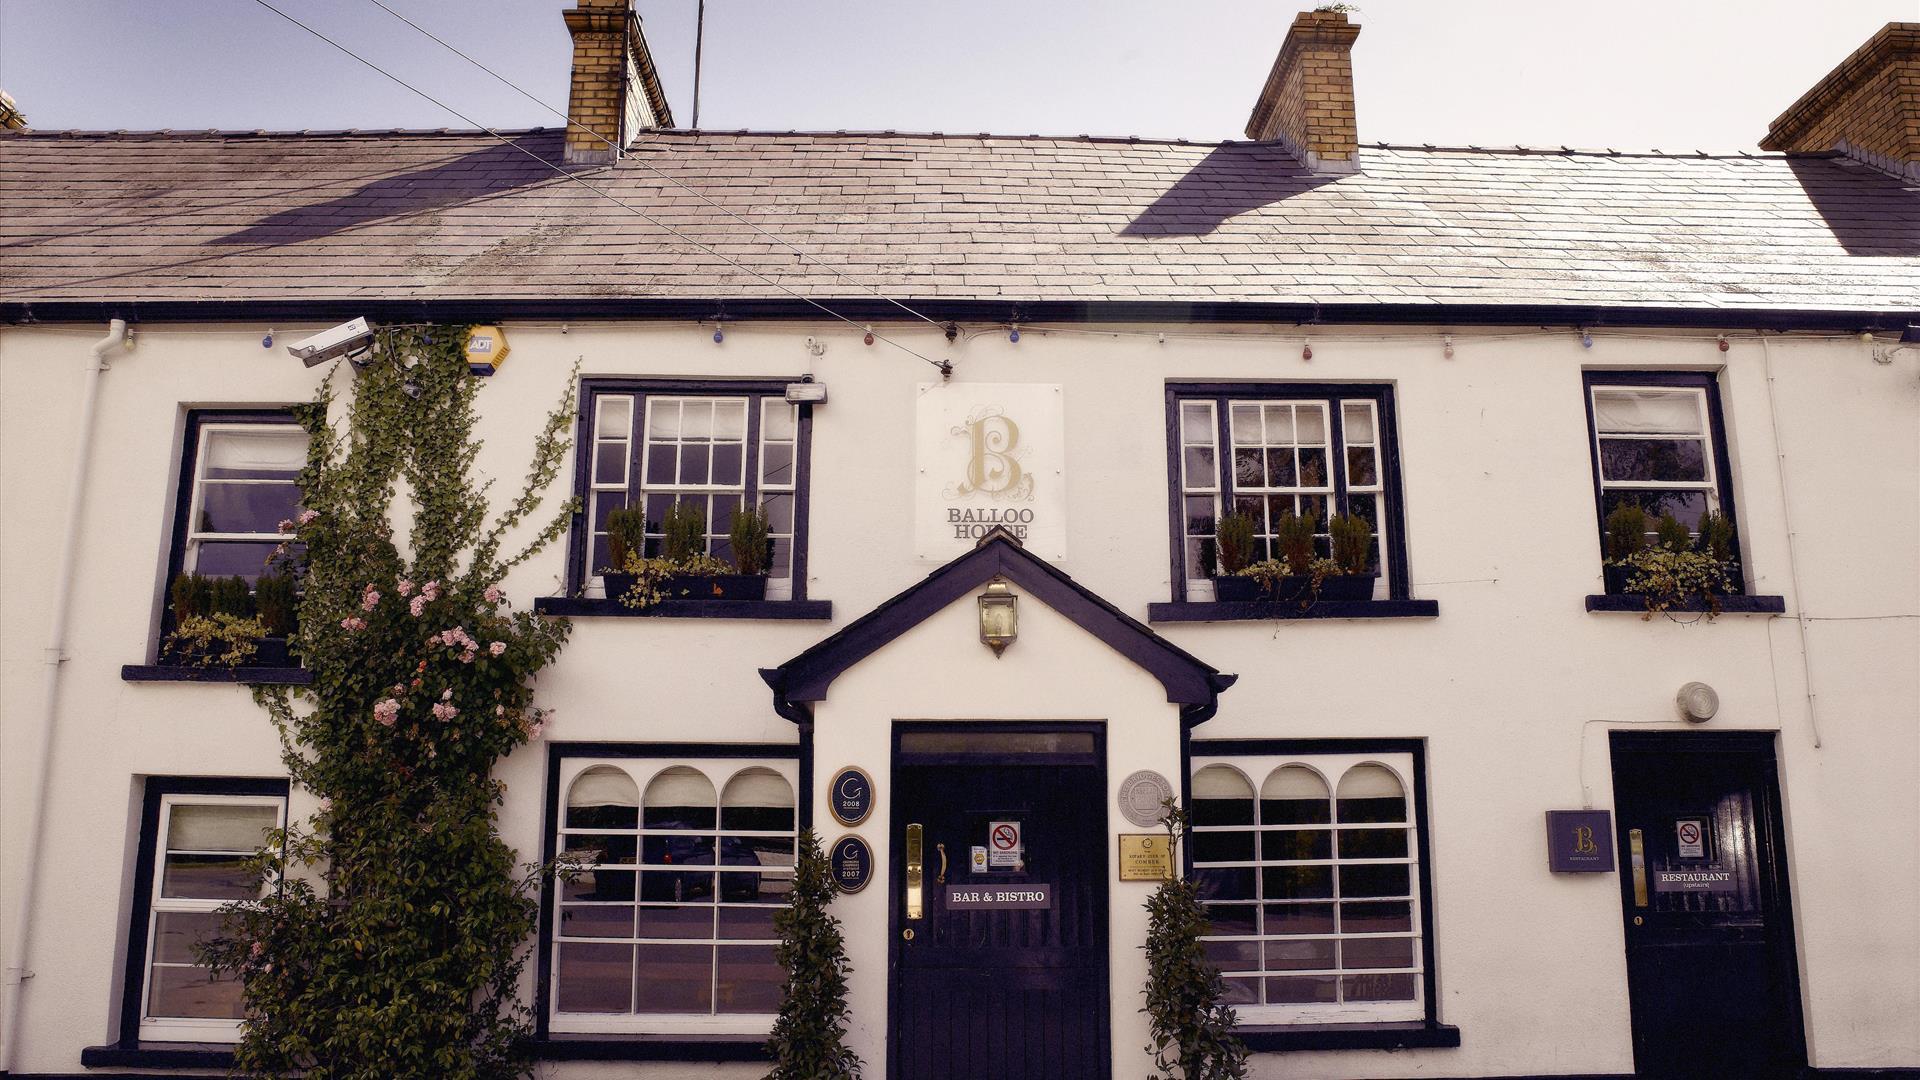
[721,768,793,811]
[1263,404,1293,444]
[1230,404,1261,444]
[648,401,681,440]
[147,963,245,1019]
[1262,764,1330,803]
[1342,401,1375,443]
[645,767,717,831]
[596,396,633,439]
[713,400,747,440]
[1294,405,1326,444]
[681,401,713,440]
[570,766,640,811]
[1182,402,1215,442]
[168,803,278,852]
[761,400,797,441]
[1593,388,1703,435]
[1194,764,1254,801]
[203,429,306,478]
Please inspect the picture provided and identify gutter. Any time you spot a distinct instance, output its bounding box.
[0,320,127,1073]
[3,298,1917,334]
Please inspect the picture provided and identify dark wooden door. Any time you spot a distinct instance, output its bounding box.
[888,726,1109,1080]
[1611,734,1804,1080]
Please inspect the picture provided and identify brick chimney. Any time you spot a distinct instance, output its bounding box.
[1760,22,1920,180]
[1245,10,1362,174]
[562,0,673,166]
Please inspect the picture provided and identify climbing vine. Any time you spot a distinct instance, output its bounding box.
[203,326,577,1079]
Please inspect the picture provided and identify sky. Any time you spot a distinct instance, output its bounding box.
[0,0,1911,151]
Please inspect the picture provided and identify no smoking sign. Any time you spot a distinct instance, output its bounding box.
[987,820,1023,869]
[1676,819,1706,859]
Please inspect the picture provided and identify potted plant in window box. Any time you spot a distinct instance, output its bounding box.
[613,502,771,608]
[1209,512,1263,602]
[1608,509,1739,620]
[1601,503,1649,595]
[252,571,298,666]
[1237,511,1339,606]
[164,572,269,667]
[600,505,646,601]
[1319,512,1380,601]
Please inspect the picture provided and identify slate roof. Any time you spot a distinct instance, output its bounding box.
[2,128,1916,316]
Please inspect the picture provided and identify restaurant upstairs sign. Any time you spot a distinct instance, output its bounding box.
[915,382,1066,561]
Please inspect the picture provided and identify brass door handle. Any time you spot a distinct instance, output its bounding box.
[936,842,948,884]
[905,823,923,920]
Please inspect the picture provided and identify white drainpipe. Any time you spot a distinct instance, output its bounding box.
[1,319,128,1072]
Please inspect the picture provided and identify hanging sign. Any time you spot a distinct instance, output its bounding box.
[914,382,1067,561]
[1675,818,1707,859]
[946,884,1052,909]
[987,820,1024,869]
[1118,833,1174,881]
[830,835,873,893]
[828,767,874,827]
[1545,810,1616,873]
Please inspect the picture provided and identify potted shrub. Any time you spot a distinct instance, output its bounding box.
[1602,503,1649,594]
[1608,509,1739,620]
[614,502,768,609]
[252,571,298,666]
[1238,511,1338,606]
[601,505,646,601]
[1210,512,1262,602]
[164,572,267,667]
[1320,512,1379,601]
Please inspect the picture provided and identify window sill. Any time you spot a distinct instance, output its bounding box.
[1148,599,1439,623]
[121,663,313,685]
[527,1034,769,1061]
[81,1040,235,1069]
[1236,1020,1461,1052]
[1584,594,1785,615]
[533,597,832,620]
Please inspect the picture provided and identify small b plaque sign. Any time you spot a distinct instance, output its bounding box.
[1546,810,1616,873]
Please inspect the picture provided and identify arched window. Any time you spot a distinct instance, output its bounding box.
[1190,749,1425,1025]
[551,757,797,1033]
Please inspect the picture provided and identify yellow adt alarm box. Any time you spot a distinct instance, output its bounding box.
[465,325,509,375]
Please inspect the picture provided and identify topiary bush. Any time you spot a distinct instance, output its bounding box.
[1654,512,1692,553]
[662,500,707,563]
[1274,510,1318,575]
[604,504,646,572]
[200,325,579,1080]
[1142,800,1248,1080]
[1214,512,1257,576]
[1329,512,1374,574]
[1604,503,1650,561]
[731,504,773,576]
[765,829,863,1080]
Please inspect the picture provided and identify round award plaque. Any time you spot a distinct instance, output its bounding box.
[1118,770,1174,828]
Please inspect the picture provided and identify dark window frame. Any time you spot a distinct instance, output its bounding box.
[535,741,803,1045]
[1185,738,1443,1044]
[158,408,304,657]
[566,378,815,599]
[1581,370,1744,594]
[117,775,289,1047]
[1163,383,1412,603]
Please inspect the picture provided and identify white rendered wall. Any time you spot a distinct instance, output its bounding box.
[1,320,1915,1077]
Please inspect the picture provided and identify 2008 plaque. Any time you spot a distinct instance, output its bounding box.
[829,766,874,826]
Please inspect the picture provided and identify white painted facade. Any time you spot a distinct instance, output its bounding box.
[1,319,1916,1077]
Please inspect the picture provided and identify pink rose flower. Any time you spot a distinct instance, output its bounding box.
[340,616,367,631]
[421,580,441,601]
[361,588,380,612]
[297,509,319,525]
[409,596,427,618]
[484,585,503,603]
[460,649,476,664]
[441,688,453,700]
[396,578,414,597]
[250,940,265,958]
[374,698,400,726]
[317,797,333,813]
[432,702,459,721]
[277,518,295,534]
[488,641,507,657]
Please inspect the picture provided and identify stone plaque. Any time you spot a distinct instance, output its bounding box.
[1118,770,1174,828]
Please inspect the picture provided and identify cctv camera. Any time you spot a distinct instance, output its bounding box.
[288,318,375,367]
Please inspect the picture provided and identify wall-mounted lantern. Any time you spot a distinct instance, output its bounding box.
[977,580,1017,657]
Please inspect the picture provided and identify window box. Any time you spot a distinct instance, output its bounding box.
[533,596,832,620]
[1585,593,1784,615]
[1166,384,1421,610]
[1149,598,1439,622]
[122,663,313,685]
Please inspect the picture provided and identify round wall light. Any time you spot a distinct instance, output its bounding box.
[1676,681,1719,724]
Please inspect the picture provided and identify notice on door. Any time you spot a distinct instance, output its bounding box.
[1652,867,1737,893]
[987,820,1024,869]
[1675,818,1707,859]
[946,884,1052,909]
